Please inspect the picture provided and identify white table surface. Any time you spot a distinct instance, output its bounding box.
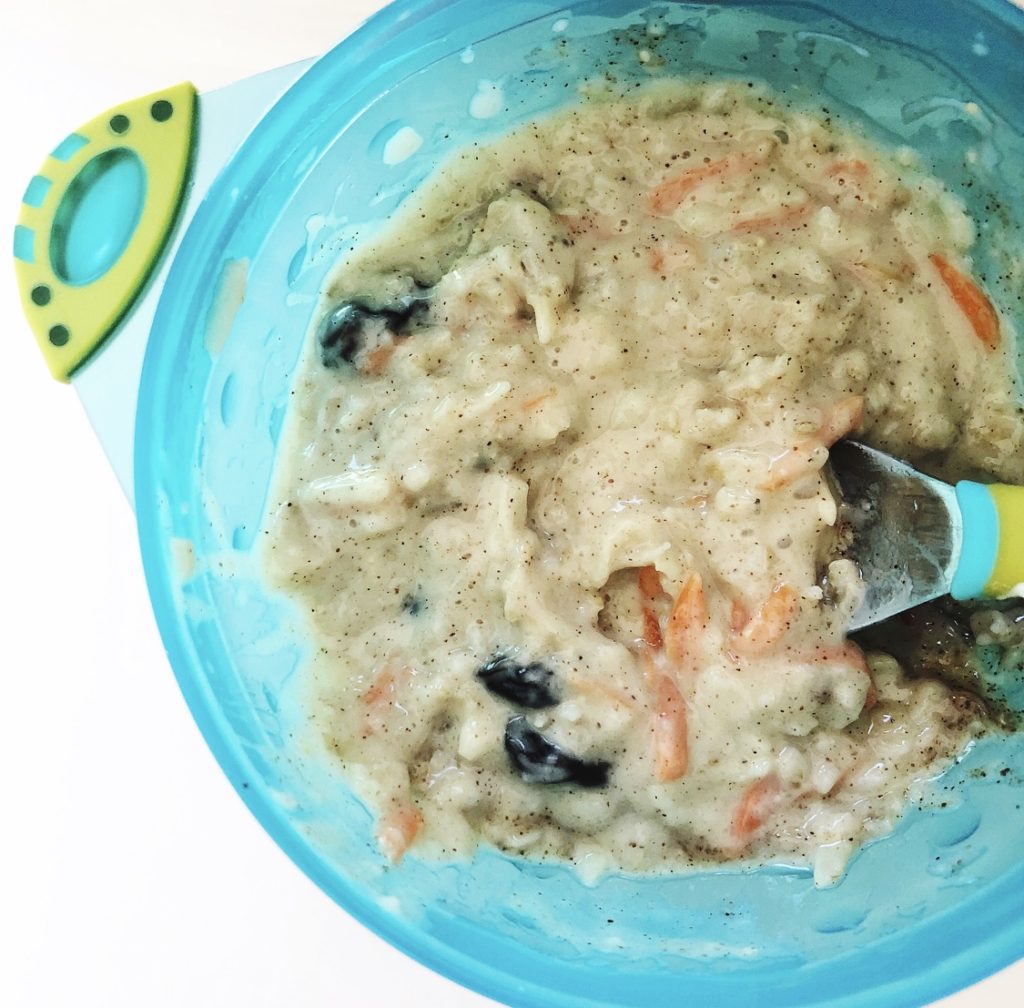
[2,2,1022,1006]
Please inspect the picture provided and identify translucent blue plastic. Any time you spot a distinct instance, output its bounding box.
[12,224,35,264]
[951,483,1000,600]
[51,148,146,286]
[22,175,52,209]
[49,132,87,162]
[134,3,1024,1007]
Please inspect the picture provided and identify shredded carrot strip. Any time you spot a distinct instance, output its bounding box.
[929,253,1000,351]
[647,237,702,274]
[362,343,395,376]
[567,672,639,709]
[734,583,799,655]
[521,389,556,411]
[664,573,709,668]
[638,649,659,683]
[825,158,870,182]
[759,442,825,492]
[652,673,688,781]
[760,395,864,490]
[376,802,423,863]
[363,670,398,709]
[729,599,749,635]
[818,395,865,447]
[363,665,411,734]
[636,567,667,650]
[638,565,664,601]
[728,202,813,235]
[731,775,781,843]
[642,608,664,649]
[648,154,759,215]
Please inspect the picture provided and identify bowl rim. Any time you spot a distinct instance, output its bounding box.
[135,1,1024,1006]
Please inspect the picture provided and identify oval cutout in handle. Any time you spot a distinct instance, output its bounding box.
[50,148,147,287]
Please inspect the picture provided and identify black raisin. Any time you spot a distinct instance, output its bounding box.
[477,654,559,708]
[318,302,375,368]
[401,593,424,616]
[317,289,430,370]
[504,715,610,787]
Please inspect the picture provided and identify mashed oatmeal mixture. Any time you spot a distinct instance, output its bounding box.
[265,80,1023,887]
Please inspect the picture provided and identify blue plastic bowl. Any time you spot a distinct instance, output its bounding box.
[135,2,1024,1006]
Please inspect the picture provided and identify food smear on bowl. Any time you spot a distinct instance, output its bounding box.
[263,79,1024,888]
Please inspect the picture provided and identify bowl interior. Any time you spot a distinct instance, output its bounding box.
[136,2,1024,1006]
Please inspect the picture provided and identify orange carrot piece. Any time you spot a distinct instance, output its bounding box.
[637,567,667,650]
[824,159,877,207]
[647,236,703,275]
[731,774,780,843]
[521,389,556,411]
[760,395,863,490]
[364,668,399,708]
[734,583,799,655]
[642,608,664,650]
[652,673,688,781]
[363,665,410,734]
[364,674,393,710]
[638,565,664,601]
[818,395,864,447]
[567,672,639,709]
[825,158,870,182]
[649,154,759,215]
[376,802,423,863]
[759,442,826,492]
[929,253,1000,351]
[638,647,660,682]
[664,573,709,668]
[362,343,396,376]
[729,599,749,634]
[728,202,813,235]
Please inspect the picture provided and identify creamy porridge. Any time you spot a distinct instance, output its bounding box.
[264,80,1023,887]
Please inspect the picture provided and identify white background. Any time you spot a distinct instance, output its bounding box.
[1,2,1022,1006]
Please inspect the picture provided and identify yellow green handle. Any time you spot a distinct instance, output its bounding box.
[13,82,197,382]
[985,484,1024,597]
